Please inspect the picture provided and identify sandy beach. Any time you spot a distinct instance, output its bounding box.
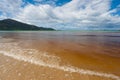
[0,31,120,80]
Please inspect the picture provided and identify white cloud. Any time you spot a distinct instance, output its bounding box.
[0,13,8,20]
[118,4,120,7]
[33,0,58,6]
[34,0,43,2]
[0,0,120,30]
[0,0,23,18]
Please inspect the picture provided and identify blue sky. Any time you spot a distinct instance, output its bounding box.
[0,0,120,30]
[111,0,120,9]
[25,0,72,6]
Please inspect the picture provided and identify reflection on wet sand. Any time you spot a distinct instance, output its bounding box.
[0,31,120,80]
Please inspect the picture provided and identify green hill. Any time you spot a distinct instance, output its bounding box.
[0,19,55,31]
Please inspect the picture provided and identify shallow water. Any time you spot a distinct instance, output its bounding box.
[0,31,120,80]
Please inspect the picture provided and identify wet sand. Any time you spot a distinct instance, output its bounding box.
[0,31,120,80]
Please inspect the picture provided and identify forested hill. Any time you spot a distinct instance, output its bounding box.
[0,19,55,31]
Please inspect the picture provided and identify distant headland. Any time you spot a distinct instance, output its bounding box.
[0,19,55,31]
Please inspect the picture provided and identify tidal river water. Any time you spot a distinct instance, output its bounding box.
[0,31,120,80]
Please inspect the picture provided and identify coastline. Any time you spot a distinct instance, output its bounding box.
[0,31,120,80]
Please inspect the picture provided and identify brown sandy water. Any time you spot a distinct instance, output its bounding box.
[0,31,120,80]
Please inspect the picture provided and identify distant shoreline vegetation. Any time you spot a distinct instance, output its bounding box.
[54,29,120,32]
[0,30,119,32]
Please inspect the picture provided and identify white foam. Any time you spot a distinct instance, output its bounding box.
[0,42,120,80]
[0,51,120,80]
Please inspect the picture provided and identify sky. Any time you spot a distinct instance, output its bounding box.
[0,0,120,30]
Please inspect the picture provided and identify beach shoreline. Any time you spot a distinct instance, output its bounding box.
[0,31,120,80]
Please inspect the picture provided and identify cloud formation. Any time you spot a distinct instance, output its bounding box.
[34,0,58,6]
[0,0,120,30]
[0,0,23,18]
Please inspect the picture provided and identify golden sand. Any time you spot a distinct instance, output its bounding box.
[0,32,120,80]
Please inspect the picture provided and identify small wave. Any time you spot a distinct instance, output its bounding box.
[0,42,120,80]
